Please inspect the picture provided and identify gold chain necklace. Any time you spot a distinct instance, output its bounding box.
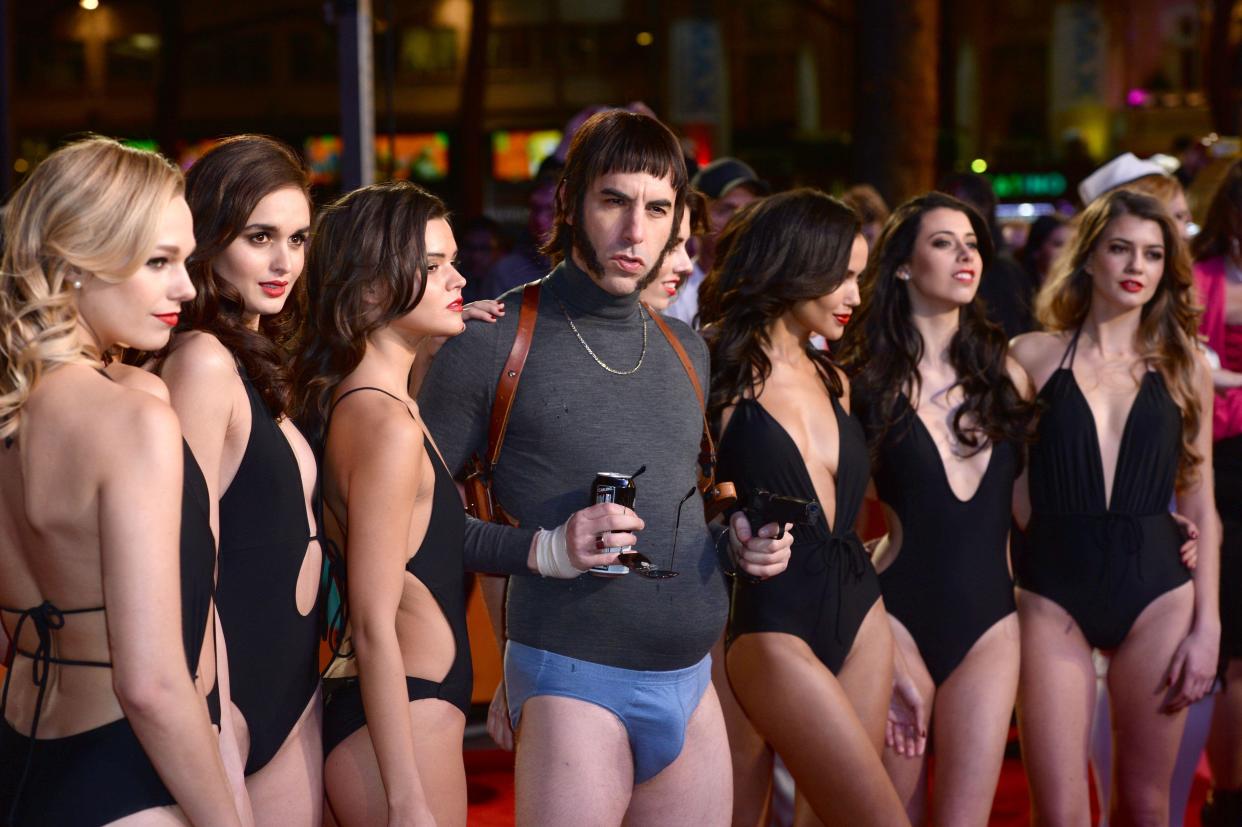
[554,294,648,375]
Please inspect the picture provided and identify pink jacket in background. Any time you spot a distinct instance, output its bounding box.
[1194,256,1242,440]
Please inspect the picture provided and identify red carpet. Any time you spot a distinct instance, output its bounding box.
[464,748,1212,825]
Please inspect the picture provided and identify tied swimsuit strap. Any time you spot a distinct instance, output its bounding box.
[0,602,111,824]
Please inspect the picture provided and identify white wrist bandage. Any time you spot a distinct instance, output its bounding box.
[534,523,581,579]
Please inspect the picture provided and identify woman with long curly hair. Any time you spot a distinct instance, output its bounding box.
[0,137,241,825]
[157,135,322,825]
[840,192,1032,825]
[699,188,909,826]
[290,181,470,826]
[1189,158,1242,825]
[1010,188,1220,824]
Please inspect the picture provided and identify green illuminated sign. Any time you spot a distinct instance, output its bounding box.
[987,172,1067,199]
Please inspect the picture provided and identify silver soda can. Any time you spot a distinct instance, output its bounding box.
[589,472,636,577]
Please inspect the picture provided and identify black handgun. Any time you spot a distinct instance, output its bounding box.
[745,488,820,540]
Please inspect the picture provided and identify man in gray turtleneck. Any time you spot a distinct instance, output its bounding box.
[419,110,792,825]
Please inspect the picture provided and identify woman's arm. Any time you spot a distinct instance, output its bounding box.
[1212,368,1242,390]
[160,333,244,541]
[340,403,437,824]
[100,396,241,826]
[1168,355,1223,710]
[1005,354,1037,530]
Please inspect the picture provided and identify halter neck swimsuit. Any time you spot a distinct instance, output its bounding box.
[1017,329,1190,649]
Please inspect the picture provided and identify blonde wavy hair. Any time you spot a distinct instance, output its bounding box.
[0,136,183,440]
[1035,188,1203,488]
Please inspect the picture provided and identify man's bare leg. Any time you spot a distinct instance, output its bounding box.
[623,684,732,827]
[515,695,634,827]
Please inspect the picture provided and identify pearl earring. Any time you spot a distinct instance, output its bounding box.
[72,279,82,290]
[897,270,911,281]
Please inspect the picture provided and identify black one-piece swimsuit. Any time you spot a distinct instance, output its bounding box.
[0,439,218,826]
[320,387,472,758]
[872,400,1018,686]
[216,372,322,776]
[720,395,880,675]
[1017,330,1191,649]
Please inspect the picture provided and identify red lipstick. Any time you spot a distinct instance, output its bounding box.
[154,313,179,327]
[1120,279,1143,293]
[448,298,464,312]
[833,313,852,326]
[260,280,288,298]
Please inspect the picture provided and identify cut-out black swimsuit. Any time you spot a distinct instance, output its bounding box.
[217,372,321,776]
[321,387,472,759]
[0,439,218,826]
[720,395,880,675]
[872,399,1017,686]
[1017,330,1190,649]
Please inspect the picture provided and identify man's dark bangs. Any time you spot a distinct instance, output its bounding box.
[584,119,687,191]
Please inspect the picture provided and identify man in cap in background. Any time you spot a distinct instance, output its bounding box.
[665,157,769,328]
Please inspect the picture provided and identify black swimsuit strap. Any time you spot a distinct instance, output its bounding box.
[1059,327,1085,370]
[0,601,110,824]
[328,386,417,420]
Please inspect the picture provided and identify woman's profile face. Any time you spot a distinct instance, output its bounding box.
[1084,212,1166,311]
[904,208,982,311]
[212,186,310,322]
[397,217,467,339]
[640,211,693,311]
[789,233,867,342]
[76,195,197,352]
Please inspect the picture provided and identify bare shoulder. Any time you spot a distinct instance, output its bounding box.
[103,362,170,403]
[330,391,427,468]
[97,382,183,465]
[1004,355,1034,398]
[160,330,239,389]
[1008,330,1068,388]
[1008,330,1062,365]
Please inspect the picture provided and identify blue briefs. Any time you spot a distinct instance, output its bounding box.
[504,641,712,784]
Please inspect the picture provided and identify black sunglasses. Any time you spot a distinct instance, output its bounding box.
[615,485,696,579]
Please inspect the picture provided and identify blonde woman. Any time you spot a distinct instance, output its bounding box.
[0,138,241,825]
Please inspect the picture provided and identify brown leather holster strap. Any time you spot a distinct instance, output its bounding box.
[646,304,705,409]
[484,280,541,471]
[645,305,720,492]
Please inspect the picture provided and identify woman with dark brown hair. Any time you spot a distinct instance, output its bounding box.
[159,135,322,825]
[291,181,469,827]
[700,188,909,826]
[1010,188,1219,825]
[842,192,1032,826]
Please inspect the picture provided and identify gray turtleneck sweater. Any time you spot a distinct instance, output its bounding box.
[418,259,728,670]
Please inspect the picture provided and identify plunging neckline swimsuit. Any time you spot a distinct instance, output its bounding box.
[1016,329,1190,649]
[719,395,879,674]
[872,397,1018,685]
